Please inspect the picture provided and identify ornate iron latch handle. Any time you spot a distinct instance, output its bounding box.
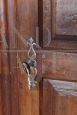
[22,38,38,89]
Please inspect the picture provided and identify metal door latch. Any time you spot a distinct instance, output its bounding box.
[22,38,38,89]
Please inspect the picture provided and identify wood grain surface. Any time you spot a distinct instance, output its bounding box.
[43,79,77,115]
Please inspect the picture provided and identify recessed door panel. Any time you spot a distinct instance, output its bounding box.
[43,79,77,115]
[43,0,77,48]
[56,0,77,36]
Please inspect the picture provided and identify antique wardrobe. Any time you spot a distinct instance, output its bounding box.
[0,0,77,115]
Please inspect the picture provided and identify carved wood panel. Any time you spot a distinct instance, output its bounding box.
[43,0,77,48]
[43,79,77,115]
[49,80,77,96]
[43,0,77,38]
[56,0,77,36]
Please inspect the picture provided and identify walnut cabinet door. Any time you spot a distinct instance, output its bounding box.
[1,0,77,115]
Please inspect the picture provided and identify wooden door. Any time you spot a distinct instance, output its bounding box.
[1,0,77,115]
[41,0,77,115]
[0,0,39,115]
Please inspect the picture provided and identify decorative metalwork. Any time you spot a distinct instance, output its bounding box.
[22,38,38,89]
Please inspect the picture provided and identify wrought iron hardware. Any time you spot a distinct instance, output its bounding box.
[22,38,38,89]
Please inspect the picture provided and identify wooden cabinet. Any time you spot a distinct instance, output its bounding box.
[0,0,77,115]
